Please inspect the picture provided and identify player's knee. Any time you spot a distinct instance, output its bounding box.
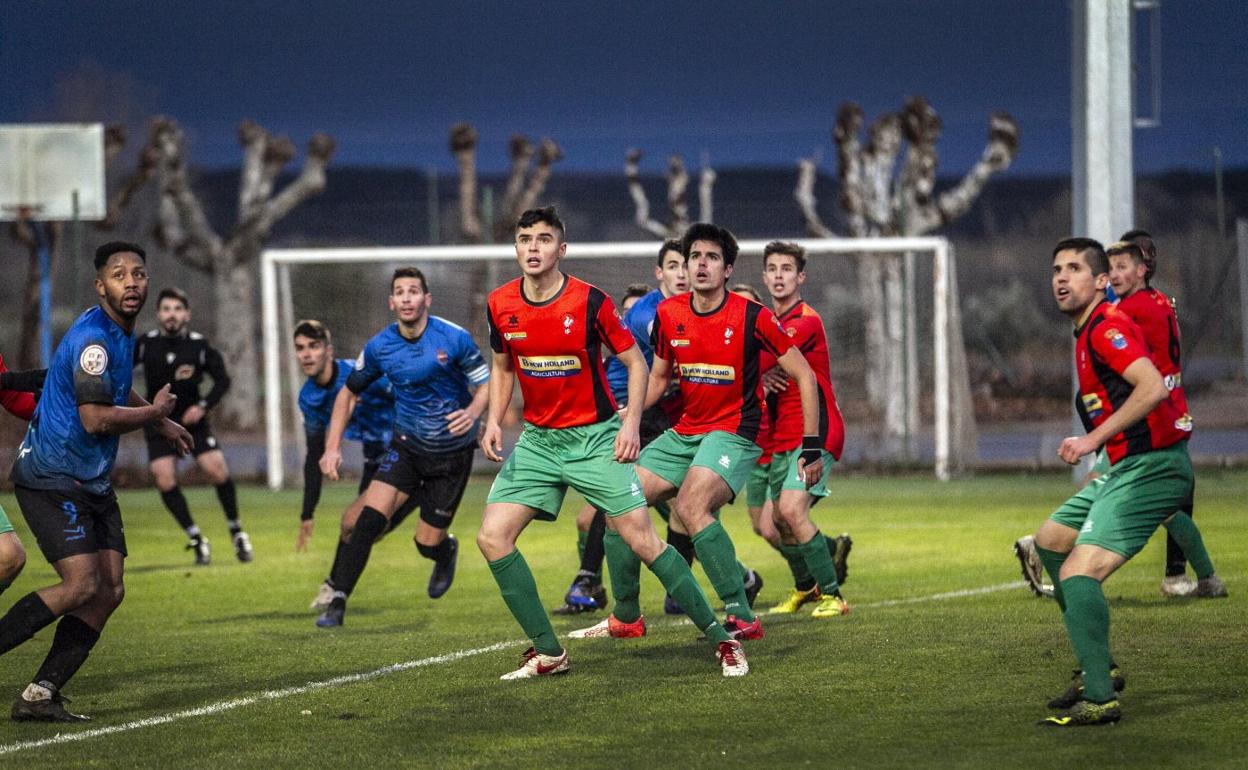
[63,571,102,608]
[419,508,454,531]
[100,579,125,610]
[0,552,24,583]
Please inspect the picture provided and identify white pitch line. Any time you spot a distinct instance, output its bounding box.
[0,581,1027,756]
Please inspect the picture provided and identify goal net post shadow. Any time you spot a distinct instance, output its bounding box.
[261,236,971,488]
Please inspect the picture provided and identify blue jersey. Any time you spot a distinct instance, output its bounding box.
[11,306,135,495]
[605,289,663,404]
[298,358,394,446]
[348,317,489,453]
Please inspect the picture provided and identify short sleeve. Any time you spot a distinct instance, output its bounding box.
[754,307,795,358]
[595,294,636,355]
[1090,321,1149,375]
[456,332,490,385]
[651,308,670,361]
[486,305,507,355]
[73,337,115,406]
[346,343,384,395]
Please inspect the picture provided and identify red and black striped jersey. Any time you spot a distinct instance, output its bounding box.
[1075,300,1192,464]
[487,274,635,429]
[769,301,845,459]
[652,291,794,441]
[1115,287,1191,421]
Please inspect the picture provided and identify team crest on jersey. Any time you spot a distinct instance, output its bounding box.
[562,313,575,335]
[723,327,734,344]
[786,327,797,337]
[1102,327,1128,350]
[437,349,449,364]
[175,364,195,381]
[79,345,108,376]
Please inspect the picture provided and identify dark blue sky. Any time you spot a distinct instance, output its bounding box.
[2,0,1244,175]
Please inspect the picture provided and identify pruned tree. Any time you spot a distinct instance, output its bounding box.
[150,116,335,429]
[449,123,563,340]
[797,97,1018,470]
[8,124,130,369]
[625,150,716,237]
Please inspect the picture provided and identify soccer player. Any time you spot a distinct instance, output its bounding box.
[552,240,697,616]
[756,242,852,618]
[317,267,489,627]
[0,356,42,597]
[1031,237,1194,726]
[134,288,251,565]
[1013,230,1225,599]
[575,223,825,643]
[290,320,418,612]
[480,207,747,678]
[1,241,192,722]
[620,283,651,314]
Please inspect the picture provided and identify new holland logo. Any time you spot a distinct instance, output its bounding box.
[518,355,582,378]
[680,363,734,385]
[1080,392,1104,419]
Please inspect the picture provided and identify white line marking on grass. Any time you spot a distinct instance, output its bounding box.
[0,640,516,757]
[0,580,1028,756]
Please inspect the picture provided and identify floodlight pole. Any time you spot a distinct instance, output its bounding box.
[33,221,53,366]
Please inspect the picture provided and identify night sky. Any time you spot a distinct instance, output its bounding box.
[2,0,1244,175]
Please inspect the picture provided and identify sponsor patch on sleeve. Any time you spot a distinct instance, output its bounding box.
[79,344,109,376]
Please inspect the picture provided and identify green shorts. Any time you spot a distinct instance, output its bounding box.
[745,461,771,508]
[767,448,836,502]
[1090,448,1110,476]
[486,416,646,521]
[637,429,762,501]
[0,502,12,535]
[1049,441,1194,559]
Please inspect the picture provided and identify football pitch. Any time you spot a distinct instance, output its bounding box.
[0,471,1244,768]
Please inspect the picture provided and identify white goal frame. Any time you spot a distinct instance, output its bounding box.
[261,236,955,489]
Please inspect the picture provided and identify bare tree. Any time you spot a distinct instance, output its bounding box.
[149,116,335,428]
[797,97,1018,469]
[625,150,717,237]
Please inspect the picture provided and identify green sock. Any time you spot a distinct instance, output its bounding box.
[1061,575,1114,702]
[576,529,588,564]
[1164,513,1215,579]
[691,520,754,622]
[779,543,816,590]
[1035,545,1069,611]
[487,550,561,656]
[649,546,730,644]
[797,530,841,596]
[602,529,642,623]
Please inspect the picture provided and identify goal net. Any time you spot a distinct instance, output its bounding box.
[260,237,971,488]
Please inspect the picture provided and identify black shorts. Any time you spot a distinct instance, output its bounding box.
[374,441,474,525]
[639,404,671,447]
[15,485,127,563]
[145,418,220,460]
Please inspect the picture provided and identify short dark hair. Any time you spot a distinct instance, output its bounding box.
[621,283,651,304]
[730,283,763,303]
[293,319,331,344]
[1106,240,1146,265]
[1053,237,1108,275]
[681,223,739,266]
[763,240,807,272]
[391,267,428,293]
[515,206,565,240]
[1119,228,1157,283]
[657,239,682,266]
[95,241,146,270]
[157,287,189,309]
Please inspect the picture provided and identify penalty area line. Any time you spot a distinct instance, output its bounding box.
[0,580,1027,756]
[0,640,517,757]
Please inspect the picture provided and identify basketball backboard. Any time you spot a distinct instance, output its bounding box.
[0,123,106,221]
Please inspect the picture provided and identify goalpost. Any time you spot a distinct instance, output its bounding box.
[260,236,960,489]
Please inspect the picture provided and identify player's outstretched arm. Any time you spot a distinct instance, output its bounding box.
[613,343,646,462]
[1058,358,1167,464]
[480,352,514,462]
[776,347,823,487]
[0,368,46,394]
[319,386,359,481]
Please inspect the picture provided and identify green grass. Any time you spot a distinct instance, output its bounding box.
[1,471,1245,768]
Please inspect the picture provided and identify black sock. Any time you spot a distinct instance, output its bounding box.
[160,487,196,532]
[580,510,607,576]
[667,529,696,566]
[215,480,241,533]
[332,508,389,596]
[1165,526,1189,577]
[0,593,57,657]
[416,536,455,562]
[33,615,101,691]
[327,539,352,589]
